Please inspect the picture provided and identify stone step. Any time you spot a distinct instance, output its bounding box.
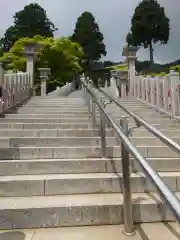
[28,98,83,102]
[0,158,179,176]
[17,109,90,114]
[131,129,180,137]
[109,109,167,116]
[121,104,153,108]
[113,158,180,172]
[20,105,88,109]
[0,158,108,176]
[27,102,85,104]
[0,137,109,147]
[0,137,179,147]
[25,103,86,106]
[110,109,157,114]
[0,121,175,129]
[23,104,87,108]
[26,100,85,103]
[112,116,164,123]
[109,112,167,118]
[28,97,83,101]
[0,145,179,160]
[21,104,87,107]
[0,118,92,123]
[5,115,176,125]
[109,110,175,119]
[19,105,88,109]
[10,113,90,118]
[23,106,86,109]
[12,111,166,118]
[119,118,177,125]
[0,172,178,197]
[108,106,161,112]
[26,98,84,101]
[4,223,179,240]
[0,129,109,137]
[0,123,93,129]
[118,121,180,128]
[0,192,177,229]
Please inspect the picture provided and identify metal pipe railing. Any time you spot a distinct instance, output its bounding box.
[80,76,180,236]
[99,89,180,155]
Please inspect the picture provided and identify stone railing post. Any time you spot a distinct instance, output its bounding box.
[121,83,126,98]
[133,75,138,98]
[0,63,4,87]
[110,76,119,97]
[150,77,155,106]
[128,56,136,97]
[162,75,169,111]
[156,76,161,109]
[109,71,119,97]
[0,64,5,113]
[137,75,141,99]
[141,77,145,101]
[170,70,179,116]
[144,77,148,102]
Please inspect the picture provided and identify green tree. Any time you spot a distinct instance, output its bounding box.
[71,11,106,70]
[1,3,57,52]
[0,26,18,52]
[0,36,83,88]
[127,0,170,63]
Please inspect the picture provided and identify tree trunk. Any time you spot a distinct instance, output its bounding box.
[149,42,154,64]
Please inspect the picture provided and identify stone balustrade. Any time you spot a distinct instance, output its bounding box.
[134,72,180,116]
[107,69,180,117]
[47,82,74,97]
[103,70,129,98]
[0,66,32,114]
[103,46,180,118]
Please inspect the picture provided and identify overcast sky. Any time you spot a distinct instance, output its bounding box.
[0,0,179,63]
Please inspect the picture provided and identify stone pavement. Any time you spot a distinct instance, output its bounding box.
[0,223,180,240]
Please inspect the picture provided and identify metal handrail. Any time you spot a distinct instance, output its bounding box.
[80,76,180,236]
[99,88,180,155]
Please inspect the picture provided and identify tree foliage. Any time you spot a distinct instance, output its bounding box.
[0,36,83,87]
[71,11,106,70]
[1,3,57,52]
[127,0,170,63]
[0,26,18,52]
[170,65,180,74]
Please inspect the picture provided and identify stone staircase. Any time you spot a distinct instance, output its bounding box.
[0,92,180,238]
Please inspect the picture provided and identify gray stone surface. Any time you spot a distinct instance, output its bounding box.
[0,159,107,176]
[0,93,179,230]
[0,192,176,229]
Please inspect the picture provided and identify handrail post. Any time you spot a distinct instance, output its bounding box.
[120,116,135,236]
[92,100,96,127]
[100,100,106,157]
[86,93,91,116]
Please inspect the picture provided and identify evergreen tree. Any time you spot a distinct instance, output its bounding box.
[1,3,57,52]
[72,11,106,70]
[127,0,170,63]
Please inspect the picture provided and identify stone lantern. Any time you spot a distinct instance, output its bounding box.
[24,43,39,90]
[110,70,118,78]
[109,70,119,97]
[122,46,139,96]
[24,43,38,56]
[38,67,50,96]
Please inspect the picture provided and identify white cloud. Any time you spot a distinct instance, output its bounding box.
[0,0,179,63]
